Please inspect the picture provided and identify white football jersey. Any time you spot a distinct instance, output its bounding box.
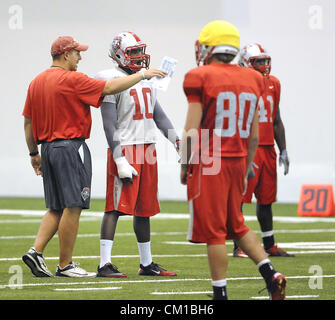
[96,66,157,145]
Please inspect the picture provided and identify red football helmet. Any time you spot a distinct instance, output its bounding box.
[238,43,271,75]
[109,32,150,71]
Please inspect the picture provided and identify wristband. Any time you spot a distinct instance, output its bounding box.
[29,151,39,157]
[280,149,287,157]
[141,70,146,80]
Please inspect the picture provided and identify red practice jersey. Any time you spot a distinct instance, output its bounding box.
[258,75,281,146]
[23,68,106,143]
[183,63,265,158]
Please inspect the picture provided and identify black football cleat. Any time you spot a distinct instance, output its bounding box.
[138,262,177,276]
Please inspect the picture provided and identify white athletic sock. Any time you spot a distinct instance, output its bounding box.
[257,258,271,269]
[212,279,228,299]
[261,230,274,238]
[137,241,152,267]
[212,279,227,287]
[100,239,113,268]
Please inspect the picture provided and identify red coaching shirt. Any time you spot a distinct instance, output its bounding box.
[23,68,106,143]
[258,75,281,146]
[183,63,265,158]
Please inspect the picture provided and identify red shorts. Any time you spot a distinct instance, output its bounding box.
[243,146,277,204]
[105,144,160,217]
[187,157,250,245]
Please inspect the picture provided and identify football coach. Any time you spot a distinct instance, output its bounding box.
[22,36,166,278]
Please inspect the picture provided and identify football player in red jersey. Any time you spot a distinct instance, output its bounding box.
[232,43,294,258]
[21,36,167,278]
[181,20,286,300]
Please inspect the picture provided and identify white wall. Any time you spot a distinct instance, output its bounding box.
[0,0,334,203]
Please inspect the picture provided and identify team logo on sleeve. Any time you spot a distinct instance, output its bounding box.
[81,187,90,201]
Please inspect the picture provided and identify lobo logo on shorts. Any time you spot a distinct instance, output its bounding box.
[81,187,90,201]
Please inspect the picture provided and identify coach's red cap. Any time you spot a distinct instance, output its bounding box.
[51,36,89,56]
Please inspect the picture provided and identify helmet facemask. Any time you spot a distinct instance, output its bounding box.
[249,56,271,76]
[123,44,150,71]
[195,41,216,66]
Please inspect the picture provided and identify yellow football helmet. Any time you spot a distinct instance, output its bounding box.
[195,20,240,66]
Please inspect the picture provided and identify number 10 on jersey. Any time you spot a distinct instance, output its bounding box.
[130,88,153,120]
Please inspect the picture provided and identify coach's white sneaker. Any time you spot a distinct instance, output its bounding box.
[55,262,96,277]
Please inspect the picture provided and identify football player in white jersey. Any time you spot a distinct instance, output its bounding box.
[95,31,179,277]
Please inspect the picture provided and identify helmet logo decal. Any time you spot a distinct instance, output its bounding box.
[112,36,122,51]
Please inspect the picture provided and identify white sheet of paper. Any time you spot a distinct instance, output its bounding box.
[151,56,178,91]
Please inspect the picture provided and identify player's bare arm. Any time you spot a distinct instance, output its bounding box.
[24,116,42,176]
[102,68,167,95]
[180,102,203,185]
[244,110,259,194]
[273,106,286,153]
[273,106,289,175]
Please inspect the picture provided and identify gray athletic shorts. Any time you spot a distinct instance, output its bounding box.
[41,139,92,211]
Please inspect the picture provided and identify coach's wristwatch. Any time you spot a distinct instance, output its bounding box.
[29,151,39,156]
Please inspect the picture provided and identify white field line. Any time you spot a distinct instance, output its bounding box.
[0,231,186,240]
[163,241,335,250]
[0,210,188,221]
[1,209,335,223]
[251,295,319,300]
[1,228,335,240]
[1,279,213,289]
[1,274,335,290]
[281,250,335,254]
[268,216,335,223]
[2,247,335,263]
[0,217,100,224]
[271,242,335,249]
[54,286,122,291]
[270,229,335,233]
[0,254,207,262]
[152,291,212,295]
[151,291,320,299]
